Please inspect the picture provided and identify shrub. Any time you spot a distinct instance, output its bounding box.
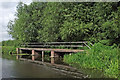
[64,43,119,78]
[2,46,17,60]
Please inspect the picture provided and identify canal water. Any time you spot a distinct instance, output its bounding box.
[1,56,106,79]
[1,58,73,78]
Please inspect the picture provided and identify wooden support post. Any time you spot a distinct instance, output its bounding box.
[32,50,35,61]
[32,50,35,55]
[42,51,44,62]
[50,51,59,64]
[16,48,22,59]
[32,50,39,61]
[16,48,19,59]
[51,51,59,58]
[51,51,54,58]
[51,57,55,64]
[19,49,22,58]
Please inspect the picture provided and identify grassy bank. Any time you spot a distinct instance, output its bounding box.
[64,43,119,78]
[2,46,17,60]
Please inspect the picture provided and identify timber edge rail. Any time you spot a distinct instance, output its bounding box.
[21,41,93,49]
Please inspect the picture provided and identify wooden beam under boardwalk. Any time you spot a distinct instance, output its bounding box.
[20,48,84,53]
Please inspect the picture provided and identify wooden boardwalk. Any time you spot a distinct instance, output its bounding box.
[16,42,92,62]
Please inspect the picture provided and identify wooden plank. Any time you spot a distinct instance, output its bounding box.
[42,51,44,62]
[84,43,91,49]
[27,41,88,45]
[20,48,84,53]
[42,51,44,58]
[23,45,84,47]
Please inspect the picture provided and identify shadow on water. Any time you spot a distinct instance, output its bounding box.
[21,54,107,78]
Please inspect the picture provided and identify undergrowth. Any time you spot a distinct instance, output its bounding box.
[2,46,17,60]
[64,43,119,78]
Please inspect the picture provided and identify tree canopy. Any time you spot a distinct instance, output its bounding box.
[7,2,120,45]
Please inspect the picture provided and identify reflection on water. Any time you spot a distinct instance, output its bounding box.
[29,55,69,65]
[2,58,72,78]
[22,55,106,78]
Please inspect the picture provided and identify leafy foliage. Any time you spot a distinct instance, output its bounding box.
[2,40,20,47]
[7,2,120,45]
[2,46,17,60]
[2,40,20,60]
[64,43,119,78]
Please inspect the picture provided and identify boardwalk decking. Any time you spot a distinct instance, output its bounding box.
[20,48,84,53]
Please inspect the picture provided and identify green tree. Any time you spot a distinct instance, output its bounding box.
[7,2,120,45]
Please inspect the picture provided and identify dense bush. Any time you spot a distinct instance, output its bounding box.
[2,40,20,47]
[1,39,21,60]
[2,46,17,60]
[64,43,119,78]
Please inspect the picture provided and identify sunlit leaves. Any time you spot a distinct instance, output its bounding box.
[7,2,120,45]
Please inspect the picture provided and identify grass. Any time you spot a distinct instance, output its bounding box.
[64,43,119,78]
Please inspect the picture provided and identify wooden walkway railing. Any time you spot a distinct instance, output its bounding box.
[21,41,93,49]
